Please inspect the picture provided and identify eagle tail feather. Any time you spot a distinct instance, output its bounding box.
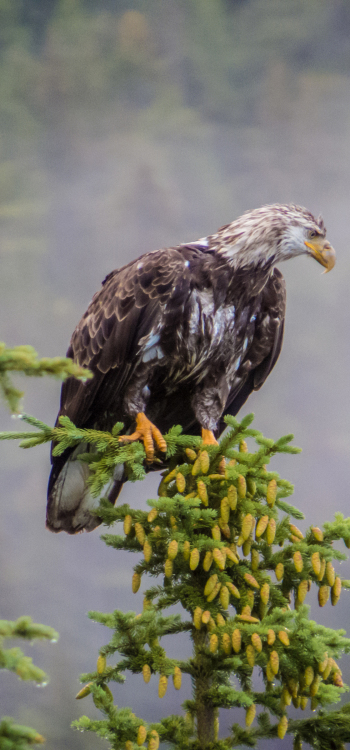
[46,444,124,534]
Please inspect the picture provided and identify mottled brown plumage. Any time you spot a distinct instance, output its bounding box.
[47,203,335,533]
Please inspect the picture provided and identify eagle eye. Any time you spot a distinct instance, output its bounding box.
[308,230,317,239]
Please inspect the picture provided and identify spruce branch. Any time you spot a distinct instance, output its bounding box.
[0,342,92,413]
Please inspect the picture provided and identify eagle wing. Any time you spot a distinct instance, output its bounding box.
[55,246,199,430]
[219,268,286,430]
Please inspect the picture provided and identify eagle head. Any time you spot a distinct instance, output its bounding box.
[215,203,336,273]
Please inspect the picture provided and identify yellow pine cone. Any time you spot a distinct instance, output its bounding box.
[173,666,182,690]
[311,526,324,542]
[204,573,218,597]
[132,572,141,593]
[277,716,288,739]
[218,520,231,538]
[290,524,304,539]
[148,731,159,750]
[318,653,328,673]
[147,508,158,523]
[318,584,330,607]
[232,629,242,653]
[183,540,190,560]
[318,558,326,581]
[137,725,147,745]
[278,631,290,646]
[135,522,145,545]
[333,670,344,687]
[297,580,308,603]
[244,572,260,589]
[164,559,173,578]
[237,474,247,499]
[242,539,252,556]
[266,518,276,544]
[222,632,231,654]
[207,581,222,602]
[241,604,251,616]
[176,472,186,493]
[203,550,213,571]
[124,514,132,534]
[153,525,161,537]
[310,675,321,696]
[304,665,314,686]
[225,547,239,564]
[228,485,238,510]
[97,654,106,674]
[275,562,284,581]
[260,582,269,604]
[251,633,262,652]
[281,686,292,706]
[331,577,342,605]
[190,548,200,570]
[209,634,218,653]
[226,581,240,599]
[322,658,332,680]
[247,478,256,496]
[143,540,152,563]
[202,610,211,624]
[208,617,216,631]
[142,664,151,683]
[212,525,221,541]
[199,450,210,474]
[125,742,133,750]
[288,679,299,698]
[311,552,321,577]
[167,539,178,560]
[326,562,335,587]
[251,548,260,570]
[247,589,255,608]
[246,644,255,667]
[266,663,274,682]
[293,551,303,572]
[193,607,203,630]
[220,496,230,523]
[75,682,93,699]
[266,479,277,507]
[256,515,269,539]
[216,613,225,626]
[185,448,197,461]
[239,439,248,453]
[270,650,279,675]
[241,513,254,541]
[300,696,308,710]
[245,703,256,727]
[219,585,230,609]
[197,480,208,506]
[192,457,201,475]
[158,674,168,698]
[213,548,226,570]
[267,629,276,645]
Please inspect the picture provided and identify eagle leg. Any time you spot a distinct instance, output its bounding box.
[201,428,218,446]
[119,412,167,462]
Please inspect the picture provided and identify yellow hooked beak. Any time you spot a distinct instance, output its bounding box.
[304,238,336,273]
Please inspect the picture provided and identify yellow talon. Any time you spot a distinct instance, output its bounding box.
[201,428,218,446]
[119,412,167,462]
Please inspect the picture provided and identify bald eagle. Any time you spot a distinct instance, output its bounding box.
[47,203,335,534]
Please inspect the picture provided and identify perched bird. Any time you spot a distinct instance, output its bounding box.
[47,203,335,533]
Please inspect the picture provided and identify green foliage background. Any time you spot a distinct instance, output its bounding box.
[1,1,350,748]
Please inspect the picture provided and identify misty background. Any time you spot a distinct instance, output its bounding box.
[1,1,350,748]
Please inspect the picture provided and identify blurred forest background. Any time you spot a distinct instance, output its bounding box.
[1,1,350,748]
